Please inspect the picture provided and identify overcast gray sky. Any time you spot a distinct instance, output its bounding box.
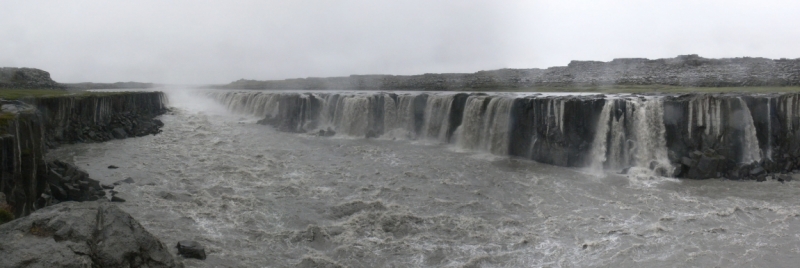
[1,0,798,84]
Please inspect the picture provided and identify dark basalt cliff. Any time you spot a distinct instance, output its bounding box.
[0,67,63,89]
[221,55,800,90]
[0,92,168,218]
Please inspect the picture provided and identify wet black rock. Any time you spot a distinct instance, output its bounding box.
[46,160,105,203]
[112,127,128,139]
[296,256,343,268]
[318,128,336,137]
[750,166,766,176]
[0,201,182,267]
[176,240,207,260]
[114,177,135,185]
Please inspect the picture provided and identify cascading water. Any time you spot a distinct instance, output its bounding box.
[738,97,762,164]
[767,97,773,160]
[207,90,800,179]
[630,98,674,176]
[456,96,489,151]
[333,96,371,136]
[420,95,454,142]
[588,100,613,173]
[588,97,674,176]
[480,97,514,155]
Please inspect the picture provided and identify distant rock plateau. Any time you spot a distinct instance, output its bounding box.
[220,55,800,90]
[0,67,62,89]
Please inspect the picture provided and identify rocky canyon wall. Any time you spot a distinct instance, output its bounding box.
[0,92,168,217]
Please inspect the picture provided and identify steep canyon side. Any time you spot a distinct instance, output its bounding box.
[0,92,168,217]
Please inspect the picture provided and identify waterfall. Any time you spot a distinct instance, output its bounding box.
[605,101,630,170]
[392,95,417,139]
[767,98,772,160]
[206,90,800,179]
[420,95,454,142]
[588,100,613,172]
[481,97,514,155]
[457,96,487,150]
[631,98,673,176]
[333,96,371,137]
[382,95,398,134]
[738,97,762,164]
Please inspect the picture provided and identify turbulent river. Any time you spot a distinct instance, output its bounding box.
[48,89,800,267]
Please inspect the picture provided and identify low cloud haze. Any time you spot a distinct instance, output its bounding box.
[1,0,798,84]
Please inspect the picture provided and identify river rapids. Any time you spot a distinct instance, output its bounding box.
[47,88,800,267]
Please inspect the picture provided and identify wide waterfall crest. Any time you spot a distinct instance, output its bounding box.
[208,90,800,179]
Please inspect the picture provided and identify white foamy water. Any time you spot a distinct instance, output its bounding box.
[47,88,800,267]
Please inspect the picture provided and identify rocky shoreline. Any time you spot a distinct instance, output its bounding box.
[0,90,182,267]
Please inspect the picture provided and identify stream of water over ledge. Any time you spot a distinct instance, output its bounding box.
[48,88,800,267]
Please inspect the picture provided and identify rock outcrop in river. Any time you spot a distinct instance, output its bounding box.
[0,201,181,268]
[220,55,800,90]
[210,91,800,181]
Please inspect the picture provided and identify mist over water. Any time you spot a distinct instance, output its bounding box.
[47,88,800,267]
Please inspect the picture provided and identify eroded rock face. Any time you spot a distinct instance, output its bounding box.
[0,100,49,217]
[23,92,168,147]
[0,67,62,89]
[0,201,182,268]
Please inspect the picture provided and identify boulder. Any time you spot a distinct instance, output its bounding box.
[0,201,181,268]
[176,240,207,260]
[112,127,128,139]
[686,154,726,179]
[46,160,104,203]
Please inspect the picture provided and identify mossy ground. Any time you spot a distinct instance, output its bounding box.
[0,207,13,224]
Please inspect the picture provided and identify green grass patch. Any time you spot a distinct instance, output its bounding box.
[0,89,73,99]
[0,207,13,225]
